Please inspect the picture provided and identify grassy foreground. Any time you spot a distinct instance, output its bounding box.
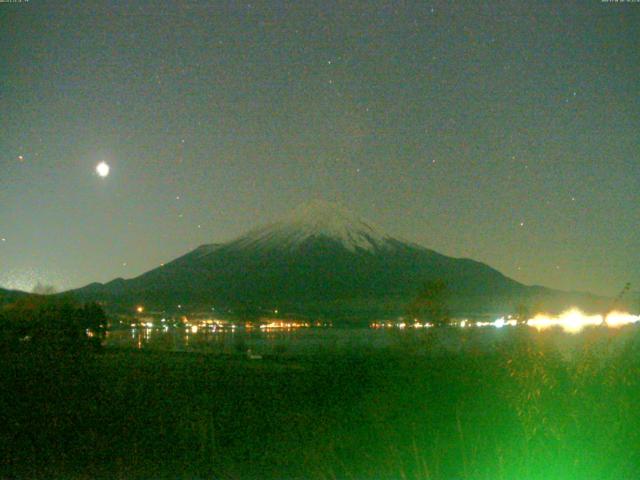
[1,327,639,479]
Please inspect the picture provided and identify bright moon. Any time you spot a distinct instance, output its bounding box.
[96,161,110,178]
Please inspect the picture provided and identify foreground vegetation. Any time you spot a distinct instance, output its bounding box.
[1,324,639,479]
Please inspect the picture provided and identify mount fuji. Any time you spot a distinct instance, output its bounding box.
[69,200,604,320]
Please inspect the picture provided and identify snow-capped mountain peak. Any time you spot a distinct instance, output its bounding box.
[229,200,393,252]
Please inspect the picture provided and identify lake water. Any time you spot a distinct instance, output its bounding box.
[104,324,640,358]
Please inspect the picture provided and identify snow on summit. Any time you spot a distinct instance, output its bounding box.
[230,200,394,252]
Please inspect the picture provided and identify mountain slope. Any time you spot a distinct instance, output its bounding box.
[0,287,33,306]
[68,200,606,319]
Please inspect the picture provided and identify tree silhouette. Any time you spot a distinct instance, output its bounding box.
[514,303,530,326]
[0,298,107,351]
[408,279,451,327]
[32,282,58,295]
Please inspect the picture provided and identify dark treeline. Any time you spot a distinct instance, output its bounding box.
[0,296,106,351]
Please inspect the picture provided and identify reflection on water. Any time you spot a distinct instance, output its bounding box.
[105,322,640,358]
[108,326,401,355]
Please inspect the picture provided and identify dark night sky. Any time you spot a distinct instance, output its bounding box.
[1,0,638,297]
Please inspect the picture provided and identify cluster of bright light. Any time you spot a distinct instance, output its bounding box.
[414,322,433,328]
[527,309,640,334]
[476,317,518,329]
[369,309,640,334]
[260,320,310,330]
[604,310,640,327]
[183,318,232,332]
[370,321,433,329]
